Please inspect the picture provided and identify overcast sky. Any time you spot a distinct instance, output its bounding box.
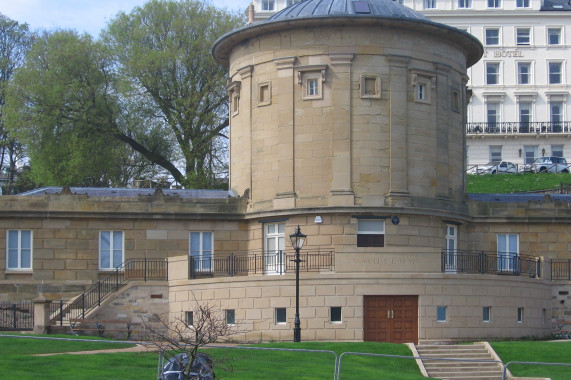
[0,0,252,37]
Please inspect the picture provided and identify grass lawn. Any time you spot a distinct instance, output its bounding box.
[467,172,571,193]
[490,341,571,380]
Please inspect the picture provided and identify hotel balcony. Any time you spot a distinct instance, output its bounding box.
[467,121,571,135]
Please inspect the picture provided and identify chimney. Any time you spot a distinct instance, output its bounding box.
[248,4,255,24]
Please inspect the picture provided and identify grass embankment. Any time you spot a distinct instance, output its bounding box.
[467,172,571,193]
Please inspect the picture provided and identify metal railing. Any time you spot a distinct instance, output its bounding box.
[441,250,541,277]
[188,249,335,279]
[0,301,33,330]
[551,259,571,280]
[50,258,167,325]
[467,121,571,135]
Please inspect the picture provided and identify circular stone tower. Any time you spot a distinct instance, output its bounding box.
[213,0,482,215]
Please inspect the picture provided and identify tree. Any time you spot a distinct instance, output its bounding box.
[104,0,243,188]
[5,30,148,187]
[0,14,33,193]
[142,298,241,379]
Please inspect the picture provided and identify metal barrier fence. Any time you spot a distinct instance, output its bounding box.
[441,250,541,277]
[0,301,33,330]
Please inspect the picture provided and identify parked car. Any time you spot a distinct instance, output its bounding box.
[524,156,570,173]
[469,161,518,175]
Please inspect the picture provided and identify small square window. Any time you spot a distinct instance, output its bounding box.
[483,307,491,322]
[516,28,530,45]
[517,307,524,323]
[185,311,194,326]
[298,68,325,101]
[360,74,380,99]
[411,71,434,104]
[276,308,286,324]
[437,306,447,322]
[357,219,385,247]
[225,309,235,325]
[548,28,562,45]
[458,0,471,8]
[258,82,271,107]
[424,0,437,8]
[262,0,275,11]
[516,0,530,7]
[487,0,500,8]
[330,307,342,323]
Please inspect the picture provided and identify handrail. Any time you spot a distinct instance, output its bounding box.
[50,258,167,325]
[441,250,541,278]
[551,259,571,280]
[467,121,571,135]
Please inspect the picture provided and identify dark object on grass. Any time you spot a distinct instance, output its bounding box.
[159,352,214,380]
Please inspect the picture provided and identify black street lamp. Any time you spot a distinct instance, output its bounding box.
[289,225,306,343]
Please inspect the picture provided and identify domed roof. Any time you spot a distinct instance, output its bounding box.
[268,0,428,22]
[212,0,483,68]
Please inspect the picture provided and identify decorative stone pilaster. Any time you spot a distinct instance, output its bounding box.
[33,296,52,334]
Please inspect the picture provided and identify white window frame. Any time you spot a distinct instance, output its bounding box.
[264,222,285,274]
[517,307,524,323]
[457,0,472,8]
[547,27,562,46]
[497,234,519,272]
[516,28,531,46]
[6,230,32,271]
[519,102,532,127]
[550,101,564,126]
[99,231,124,270]
[484,28,500,46]
[330,306,342,323]
[190,231,213,273]
[517,62,532,85]
[485,62,500,85]
[552,145,564,158]
[424,0,437,9]
[490,145,502,162]
[225,309,236,325]
[185,311,194,326]
[444,224,458,272]
[275,307,287,324]
[487,0,501,8]
[516,0,530,7]
[548,61,563,84]
[483,307,491,323]
[487,102,501,126]
[523,145,538,164]
[411,70,435,104]
[297,66,326,101]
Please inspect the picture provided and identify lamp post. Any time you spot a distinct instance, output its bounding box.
[289,225,306,342]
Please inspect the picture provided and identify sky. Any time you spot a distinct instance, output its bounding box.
[0,0,253,37]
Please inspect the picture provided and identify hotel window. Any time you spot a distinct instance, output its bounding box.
[524,145,538,164]
[275,308,286,324]
[548,62,562,84]
[360,74,381,99]
[262,0,275,11]
[458,0,471,8]
[7,230,32,270]
[517,307,524,323]
[487,102,500,128]
[547,28,562,45]
[357,219,385,247]
[99,231,123,270]
[424,0,437,8]
[552,145,564,158]
[516,28,530,45]
[483,307,491,322]
[437,306,447,322]
[485,28,500,46]
[551,102,563,130]
[490,145,502,162]
[516,0,530,7]
[330,307,342,323]
[487,0,500,7]
[485,62,500,85]
[519,102,532,132]
[225,309,235,325]
[190,232,213,273]
[517,62,531,84]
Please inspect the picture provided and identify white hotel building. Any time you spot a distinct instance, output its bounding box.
[248,0,571,168]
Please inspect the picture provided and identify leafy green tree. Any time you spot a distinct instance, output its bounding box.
[0,14,33,193]
[5,30,143,187]
[104,0,242,188]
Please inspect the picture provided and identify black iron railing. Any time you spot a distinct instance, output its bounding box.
[188,249,335,279]
[552,259,571,280]
[0,301,33,330]
[50,259,167,325]
[441,250,541,277]
[467,121,571,135]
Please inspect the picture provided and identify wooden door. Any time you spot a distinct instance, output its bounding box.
[363,295,418,344]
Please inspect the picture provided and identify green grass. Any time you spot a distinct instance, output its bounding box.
[467,172,571,193]
[490,341,571,380]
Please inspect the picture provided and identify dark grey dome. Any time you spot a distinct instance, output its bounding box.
[268,0,428,22]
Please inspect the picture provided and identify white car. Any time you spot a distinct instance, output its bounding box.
[470,161,518,175]
[525,157,570,174]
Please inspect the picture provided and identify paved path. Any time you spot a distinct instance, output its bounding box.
[35,344,158,356]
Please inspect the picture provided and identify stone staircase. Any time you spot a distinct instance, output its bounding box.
[413,343,505,380]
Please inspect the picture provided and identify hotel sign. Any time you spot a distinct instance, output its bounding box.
[483,50,524,58]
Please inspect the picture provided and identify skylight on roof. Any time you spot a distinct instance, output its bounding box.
[353,1,372,14]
